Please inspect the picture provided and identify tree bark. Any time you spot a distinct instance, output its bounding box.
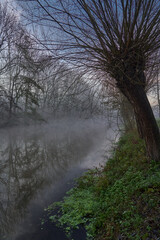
[119,94,136,132]
[118,81,160,162]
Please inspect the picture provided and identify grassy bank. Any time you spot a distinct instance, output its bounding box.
[45,130,160,239]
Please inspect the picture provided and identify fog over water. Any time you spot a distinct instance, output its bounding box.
[0,118,117,240]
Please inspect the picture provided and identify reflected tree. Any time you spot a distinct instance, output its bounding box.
[0,122,99,238]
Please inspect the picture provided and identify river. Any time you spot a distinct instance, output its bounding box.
[0,118,117,240]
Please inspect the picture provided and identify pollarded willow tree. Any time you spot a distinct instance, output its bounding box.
[19,0,160,161]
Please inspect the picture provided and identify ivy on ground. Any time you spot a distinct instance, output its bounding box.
[44,129,160,240]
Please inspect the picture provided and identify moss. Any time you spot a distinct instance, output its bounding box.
[44,131,160,239]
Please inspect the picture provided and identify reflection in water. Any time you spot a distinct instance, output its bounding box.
[0,119,112,240]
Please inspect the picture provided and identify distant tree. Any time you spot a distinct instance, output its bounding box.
[0,3,45,125]
[0,2,17,73]
[0,2,20,122]
[39,61,102,118]
[15,30,44,114]
[19,0,160,161]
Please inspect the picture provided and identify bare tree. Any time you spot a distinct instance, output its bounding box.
[0,2,18,74]
[38,60,102,118]
[18,0,160,160]
[0,2,20,122]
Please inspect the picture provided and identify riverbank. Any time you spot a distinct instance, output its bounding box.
[46,129,160,239]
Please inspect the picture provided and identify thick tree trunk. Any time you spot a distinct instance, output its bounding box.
[119,94,136,132]
[118,82,160,162]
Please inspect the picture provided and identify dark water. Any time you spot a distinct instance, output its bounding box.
[0,118,116,240]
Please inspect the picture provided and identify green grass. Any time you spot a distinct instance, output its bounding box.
[45,130,160,239]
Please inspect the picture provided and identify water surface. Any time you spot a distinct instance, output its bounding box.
[0,118,116,240]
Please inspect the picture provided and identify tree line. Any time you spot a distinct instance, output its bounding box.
[0,2,105,127]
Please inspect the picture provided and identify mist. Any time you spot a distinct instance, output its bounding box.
[0,116,117,240]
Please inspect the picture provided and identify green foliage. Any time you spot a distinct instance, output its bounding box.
[44,131,160,239]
